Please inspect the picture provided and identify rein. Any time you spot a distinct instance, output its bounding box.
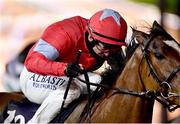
[76,77,154,98]
[76,76,157,122]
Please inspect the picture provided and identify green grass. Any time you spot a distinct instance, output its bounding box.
[130,0,179,14]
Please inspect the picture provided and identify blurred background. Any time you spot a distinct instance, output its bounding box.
[0,0,179,122]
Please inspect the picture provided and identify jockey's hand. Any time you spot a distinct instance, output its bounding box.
[65,63,83,77]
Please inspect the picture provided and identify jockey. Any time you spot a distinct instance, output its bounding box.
[20,8,127,123]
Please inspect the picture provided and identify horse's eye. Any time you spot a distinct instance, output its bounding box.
[154,52,165,60]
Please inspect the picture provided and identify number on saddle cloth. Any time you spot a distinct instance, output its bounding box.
[0,96,84,123]
[0,98,39,123]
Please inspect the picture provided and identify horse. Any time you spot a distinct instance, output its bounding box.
[0,21,179,123]
[65,21,180,123]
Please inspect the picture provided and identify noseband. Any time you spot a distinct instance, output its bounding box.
[142,35,180,111]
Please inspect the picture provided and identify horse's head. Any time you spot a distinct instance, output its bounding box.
[132,21,180,111]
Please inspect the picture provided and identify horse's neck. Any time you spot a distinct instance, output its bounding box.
[80,47,155,122]
[114,47,143,89]
[106,47,154,122]
[116,46,159,89]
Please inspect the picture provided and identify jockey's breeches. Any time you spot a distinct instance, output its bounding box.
[20,67,102,105]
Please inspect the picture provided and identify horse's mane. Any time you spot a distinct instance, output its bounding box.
[131,21,176,41]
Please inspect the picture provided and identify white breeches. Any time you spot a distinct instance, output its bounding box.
[20,67,102,123]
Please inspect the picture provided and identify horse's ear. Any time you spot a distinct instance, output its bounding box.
[152,21,160,28]
[151,20,175,40]
[131,27,149,46]
[152,21,164,33]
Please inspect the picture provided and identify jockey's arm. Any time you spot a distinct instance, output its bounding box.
[25,49,67,76]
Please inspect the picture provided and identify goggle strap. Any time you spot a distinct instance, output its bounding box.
[88,23,125,44]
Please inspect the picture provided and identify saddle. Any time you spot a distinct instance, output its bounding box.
[0,96,84,123]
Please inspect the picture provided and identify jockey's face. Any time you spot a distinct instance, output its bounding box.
[88,34,122,59]
[94,42,122,58]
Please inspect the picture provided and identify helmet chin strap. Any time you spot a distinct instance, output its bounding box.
[85,32,104,59]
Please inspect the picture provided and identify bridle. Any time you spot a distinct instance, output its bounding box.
[76,35,180,112]
[142,35,180,111]
[75,34,180,122]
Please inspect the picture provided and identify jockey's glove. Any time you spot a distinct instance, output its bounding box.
[65,63,82,77]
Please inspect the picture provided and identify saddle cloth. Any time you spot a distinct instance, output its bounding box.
[1,97,83,123]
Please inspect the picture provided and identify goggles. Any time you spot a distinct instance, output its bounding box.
[95,41,122,54]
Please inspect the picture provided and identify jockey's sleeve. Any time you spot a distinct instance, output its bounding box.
[24,38,69,76]
[24,20,75,76]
